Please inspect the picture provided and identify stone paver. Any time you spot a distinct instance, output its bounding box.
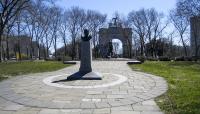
[0,61,168,114]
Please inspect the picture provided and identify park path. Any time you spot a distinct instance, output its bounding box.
[0,61,167,114]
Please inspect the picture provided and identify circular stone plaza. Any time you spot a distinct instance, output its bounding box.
[0,61,168,114]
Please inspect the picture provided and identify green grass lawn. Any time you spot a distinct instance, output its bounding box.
[0,61,71,81]
[129,61,200,114]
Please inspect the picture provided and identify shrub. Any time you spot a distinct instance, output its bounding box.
[175,56,184,61]
[45,58,56,61]
[56,56,62,61]
[53,55,72,61]
[63,55,72,61]
[146,57,158,61]
[158,56,171,61]
[16,53,29,60]
[136,56,145,63]
[184,56,193,61]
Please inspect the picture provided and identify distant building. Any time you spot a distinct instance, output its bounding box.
[190,16,200,57]
[1,35,46,60]
[2,35,30,56]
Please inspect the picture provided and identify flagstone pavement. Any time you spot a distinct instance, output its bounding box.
[0,61,168,114]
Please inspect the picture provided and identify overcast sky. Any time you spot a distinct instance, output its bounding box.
[56,0,177,18]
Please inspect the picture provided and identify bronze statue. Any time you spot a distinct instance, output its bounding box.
[112,17,118,26]
[81,29,92,41]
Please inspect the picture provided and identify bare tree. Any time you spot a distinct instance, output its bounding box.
[65,7,84,60]
[77,9,87,34]
[145,9,168,57]
[176,0,200,17]
[39,7,53,60]
[170,10,189,56]
[175,0,200,59]
[44,7,57,59]
[50,6,61,59]
[24,5,36,59]
[30,0,50,59]
[87,10,106,58]
[59,11,71,57]
[15,13,23,60]
[0,0,29,62]
[128,8,168,57]
[128,9,147,56]
[3,15,16,60]
[166,31,176,57]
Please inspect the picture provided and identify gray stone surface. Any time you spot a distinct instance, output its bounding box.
[0,61,168,114]
[3,104,24,111]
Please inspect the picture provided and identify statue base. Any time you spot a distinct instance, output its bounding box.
[67,72,102,81]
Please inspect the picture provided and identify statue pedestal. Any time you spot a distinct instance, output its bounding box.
[67,40,102,81]
[79,41,92,73]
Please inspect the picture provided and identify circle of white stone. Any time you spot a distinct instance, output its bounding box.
[43,73,127,89]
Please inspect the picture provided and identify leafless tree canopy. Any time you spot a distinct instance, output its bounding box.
[176,0,200,17]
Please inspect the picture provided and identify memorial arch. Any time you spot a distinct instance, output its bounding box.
[99,18,132,58]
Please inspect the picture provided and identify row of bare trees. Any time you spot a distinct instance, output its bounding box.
[64,7,106,60]
[127,0,200,58]
[0,0,106,62]
[128,8,167,57]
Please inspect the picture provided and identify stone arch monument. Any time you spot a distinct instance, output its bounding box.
[99,17,132,58]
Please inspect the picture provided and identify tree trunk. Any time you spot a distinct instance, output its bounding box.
[180,35,187,56]
[43,45,46,60]
[152,38,157,57]
[46,48,49,59]
[140,36,145,57]
[37,43,40,60]
[30,46,32,59]
[0,34,2,62]
[17,39,22,61]
[6,35,9,60]
[92,29,97,58]
[2,46,5,61]
[140,42,144,56]
[71,37,76,60]
[54,37,57,58]
[64,43,67,56]
[30,39,33,59]
[26,46,29,59]
[93,37,96,58]
[148,32,154,57]
[32,47,34,59]
[39,46,41,60]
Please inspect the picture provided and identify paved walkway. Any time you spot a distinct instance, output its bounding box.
[0,61,168,114]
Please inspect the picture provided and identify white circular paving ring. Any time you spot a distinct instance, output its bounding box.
[43,73,127,89]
